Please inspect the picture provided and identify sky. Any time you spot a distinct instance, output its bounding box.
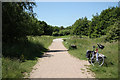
[33,2,118,27]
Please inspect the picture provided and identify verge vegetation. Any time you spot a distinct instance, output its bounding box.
[63,36,118,78]
[2,2,119,79]
[2,36,53,78]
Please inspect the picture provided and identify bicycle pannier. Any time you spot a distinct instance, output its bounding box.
[86,50,91,58]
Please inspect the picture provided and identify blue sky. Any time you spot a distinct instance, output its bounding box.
[33,2,118,27]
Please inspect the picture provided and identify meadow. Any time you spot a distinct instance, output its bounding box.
[2,36,54,78]
[63,36,118,78]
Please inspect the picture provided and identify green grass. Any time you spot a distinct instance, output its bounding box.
[63,37,92,60]
[53,35,71,39]
[63,36,118,78]
[2,57,37,78]
[90,41,118,78]
[2,36,53,78]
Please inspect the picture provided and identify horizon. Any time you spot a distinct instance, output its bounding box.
[33,2,118,27]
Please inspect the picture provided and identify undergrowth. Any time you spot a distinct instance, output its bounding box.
[63,36,118,78]
[2,36,53,78]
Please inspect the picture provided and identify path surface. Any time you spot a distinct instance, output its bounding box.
[29,38,95,78]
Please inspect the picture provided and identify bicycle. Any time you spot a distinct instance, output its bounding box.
[86,43,106,66]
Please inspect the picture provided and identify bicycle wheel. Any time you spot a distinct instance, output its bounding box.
[91,56,104,66]
[88,53,92,64]
[91,57,96,66]
[98,57,104,66]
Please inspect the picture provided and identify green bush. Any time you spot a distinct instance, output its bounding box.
[63,36,118,78]
[104,21,119,42]
[52,31,59,36]
[2,57,24,78]
[59,30,70,36]
[2,36,53,78]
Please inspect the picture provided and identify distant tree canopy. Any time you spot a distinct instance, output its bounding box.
[2,2,119,43]
[104,21,120,42]
[88,7,120,38]
[2,2,36,42]
[69,6,120,42]
[2,2,59,42]
[71,17,89,37]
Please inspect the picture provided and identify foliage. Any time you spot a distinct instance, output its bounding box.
[71,17,89,37]
[63,36,92,60]
[3,3,119,43]
[2,57,37,78]
[59,29,70,36]
[2,2,55,42]
[63,36,118,78]
[3,36,53,60]
[2,2,36,42]
[2,2,119,78]
[104,21,120,42]
[29,18,44,36]
[45,25,54,35]
[53,26,60,32]
[69,6,120,42]
[2,36,53,78]
[89,41,118,78]
[88,7,120,38]
[2,2,55,78]
[52,31,59,36]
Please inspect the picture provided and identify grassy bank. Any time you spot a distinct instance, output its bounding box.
[2,36,54,78]
[63,36,118,78]
[53,35,71,39]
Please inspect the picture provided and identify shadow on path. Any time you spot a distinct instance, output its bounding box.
[42,50,68,58]
[42,54,54,57]
[46,50,68,52]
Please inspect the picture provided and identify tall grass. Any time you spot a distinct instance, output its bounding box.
[2,36,53,78]
[53,35,71,39]
[63,37,93,60]
[63,36,118,78]
[90,41,118,78]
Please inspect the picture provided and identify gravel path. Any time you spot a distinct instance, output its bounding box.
[29,38,95,78]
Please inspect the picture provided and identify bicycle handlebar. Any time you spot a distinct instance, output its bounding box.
[97,43,104,49]
[97,43,101,46]
[92,43,104,50]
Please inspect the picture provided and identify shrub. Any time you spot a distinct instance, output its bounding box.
[52,31,59,36]
[59,30,70,36]
[104,21,119,42]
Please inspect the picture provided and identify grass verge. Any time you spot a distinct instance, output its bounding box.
[2,36,53,78]
[53,35,70,39]
[63,36,118,78]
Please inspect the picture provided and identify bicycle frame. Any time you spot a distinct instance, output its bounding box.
[86,43,106,66]
[92,48,99,62]
[93,44,104,61]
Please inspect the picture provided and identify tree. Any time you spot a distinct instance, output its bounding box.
[2,2,36,42]
[88,7,120,38]
[71,17,89,37]
[60,26,64,30]
[59,30,70,36]
[104,21,119,42]
[53,26,60,32]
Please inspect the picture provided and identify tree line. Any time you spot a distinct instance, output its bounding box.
[2,2,120,43]
[2,2,65,42]
[69,6,120,42]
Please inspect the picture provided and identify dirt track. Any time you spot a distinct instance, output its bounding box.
[29,38,95,78]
